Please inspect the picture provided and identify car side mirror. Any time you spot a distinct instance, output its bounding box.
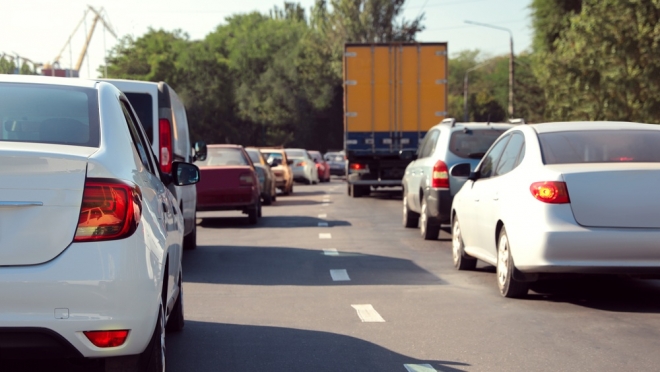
[449,163,471,178]
[193,141,207,162]
[399,150,417,161]
[468,171,479,182]
[172,162,200,186]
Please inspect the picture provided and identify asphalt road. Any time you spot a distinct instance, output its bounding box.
[7,178,660,371]
[168,179,660,372]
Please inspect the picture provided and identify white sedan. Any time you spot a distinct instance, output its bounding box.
[0,75,199,370]
[450,122,660,298]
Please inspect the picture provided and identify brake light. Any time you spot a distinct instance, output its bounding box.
[431,160,449,188]
[159,118,172,174]
[83,330,129,348]
[530,181,570,204]
[350,163,365,170]
[296,161,307,167]
[74,179,142,242]
[239,173,254,186]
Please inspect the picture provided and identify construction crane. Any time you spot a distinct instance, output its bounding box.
[49,5,117,75]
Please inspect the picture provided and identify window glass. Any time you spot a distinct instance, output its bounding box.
[448,129,507,159]
[246,149,262,164]
[478,134,511,179]
[120,101,153,174]
[0,83,99,147]
[495,133,525,176]
[195,148,249,166]
[419,129,440,158]
[285,149,305,158]
[513,143,526,168]
[124,93,153,144]
[539,130,660,164]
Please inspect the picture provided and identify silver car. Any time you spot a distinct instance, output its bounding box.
[285,148,319,184]
[450,121,660,298]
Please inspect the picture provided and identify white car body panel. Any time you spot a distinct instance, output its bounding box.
[452,122,660,275]
[0,75,184,359]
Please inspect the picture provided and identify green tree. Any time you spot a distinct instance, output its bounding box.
[0,56,16,74]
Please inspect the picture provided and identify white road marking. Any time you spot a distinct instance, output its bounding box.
[322,203,330,207]
[318,213,327,218]
[318,222,329,227]
[330,269,350,281]
[351,304,385,322]
[323,248,338,256]
[319,233,332,239]
[404,364,437,372]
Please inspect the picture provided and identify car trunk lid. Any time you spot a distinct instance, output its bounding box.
[0,144,93,266]
[197,166,254,192]
[556,164,660,228]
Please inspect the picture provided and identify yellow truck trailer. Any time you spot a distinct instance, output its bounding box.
[343,42,449,197]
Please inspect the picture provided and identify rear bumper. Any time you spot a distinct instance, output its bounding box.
[426,188,452,224]
[508,207,660,274]
[197,187,258,210]
[0,234,160,359]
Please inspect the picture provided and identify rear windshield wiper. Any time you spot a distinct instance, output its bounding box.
[466,152,486,159]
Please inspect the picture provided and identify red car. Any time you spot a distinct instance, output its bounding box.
[195,144,261,224]
[309,150,331,183]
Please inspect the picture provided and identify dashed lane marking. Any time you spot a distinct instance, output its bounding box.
[323,248,338,256]
[318,213,327,218]
[330,269,350,281]
[318,222,329,227]
[351,304,385,322]
[322,203,330,207]
[404,364,437,372]
[319,233,332,239]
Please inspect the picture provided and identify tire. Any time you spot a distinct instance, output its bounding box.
[247,202,259,225]
[452,218,477,270]
[289,183,293,195]
[347,183,352,196]
[350,184,362,198]
[402,194,419,228]
[420,197,440,240]
[105,301,165,372]
[497,227,529,298]
[258,202,263,218]
[262,192,272,206]
[166,272,184,332]
[183,217,197,251]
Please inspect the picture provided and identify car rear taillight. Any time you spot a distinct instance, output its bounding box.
[239,173,254,186]
[530,181,570,204]
[83,330,129,348]
[74,179,142,242]
[350,163,365,170]
[159,118,172,174]
[296,161,307,167]
[431,160,449,188]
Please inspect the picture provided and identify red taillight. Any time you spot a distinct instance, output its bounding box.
[74,179,142,242]
[83,330,129,348]
[239,173,254,186]
[431,160,449,188]
[296,161,307,167]
[530,181,570,204]
[350,163,364,170]
[159,118,172,174]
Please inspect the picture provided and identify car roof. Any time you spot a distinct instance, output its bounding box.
[530,121,660,133]
[93,78,162,88]
[0,74,99,89]
[208,144,243,149]
[436,122,515,131]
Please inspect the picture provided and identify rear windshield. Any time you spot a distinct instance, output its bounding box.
[449,129,507,159]
[246,149,261,164]
[0,83,99,147]
[539,130,660,164]
[124,93,153,144]
[325,153,345,162]
[285,149,305,158]
[195,148,249,166]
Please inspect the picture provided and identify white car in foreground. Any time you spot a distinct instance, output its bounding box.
[450,122,660,298]
[0,75,199,370]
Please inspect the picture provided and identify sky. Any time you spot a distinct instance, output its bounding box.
[2,0,533,78]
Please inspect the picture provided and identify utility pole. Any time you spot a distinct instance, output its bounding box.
[465,20,515,117]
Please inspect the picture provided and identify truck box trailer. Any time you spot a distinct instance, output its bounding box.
[343,42,448,197]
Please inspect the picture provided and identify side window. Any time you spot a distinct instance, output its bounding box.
[513,143,526,168]
[120,100,154,174]
[494,132,525,176]
[478,134,511,179]
[419,129,440,159]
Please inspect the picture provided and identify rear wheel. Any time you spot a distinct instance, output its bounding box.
[420,198,440,240]
[452,218,477,270]
[402,194,419,228]
[166,272,184,332]
[248,201,259,225]
[497,227,529,298]
[262,192,273,206]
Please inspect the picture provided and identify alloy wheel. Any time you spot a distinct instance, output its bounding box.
[497,234,510,290]
[452,221,461,266]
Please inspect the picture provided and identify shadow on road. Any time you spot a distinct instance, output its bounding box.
[199,216,351,229]
[527,276,660,313]
[282,189,328,197]
[269,199,332,207]
[183,245,444,286]
[167,321,470,372]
